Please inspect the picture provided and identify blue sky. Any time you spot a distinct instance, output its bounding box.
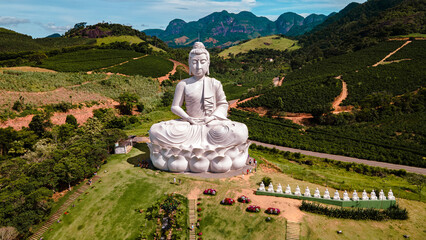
[0,0,366,38]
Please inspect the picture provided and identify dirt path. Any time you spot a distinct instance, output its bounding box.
[332,77,352,114]
[372,40,411,67]
[157,59,189,83]
[251,140,426,175]
[273,76,285,87]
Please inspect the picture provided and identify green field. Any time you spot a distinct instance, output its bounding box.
[0,71,105,92]
[101,55,174,77]
[96,35,144,45]
[219,35,300,58]
[37,49,143,72]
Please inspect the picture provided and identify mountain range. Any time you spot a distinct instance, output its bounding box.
[143,11,329,48]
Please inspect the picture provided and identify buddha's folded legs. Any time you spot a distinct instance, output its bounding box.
[148,119,250,173]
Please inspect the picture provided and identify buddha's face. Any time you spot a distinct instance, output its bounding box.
[190,53,209,78]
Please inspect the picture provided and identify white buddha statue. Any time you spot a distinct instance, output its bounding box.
[314,188,321,198]
[333,190,340,200]
[388,189,395,200]
[304,187,311,197]
[268,183,274,192]
[362,190,369,200]
[148,42,249,173]
[370,190,378,200]
[323,189,330,199]
[276,183,283,193]
[294,185,302,196]
[343,190,350,201]
[258,182,266,191]
[285,184,292,195]
[379,189,386,200]
[352,190,359,201]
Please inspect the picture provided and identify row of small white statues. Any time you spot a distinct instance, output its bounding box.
[258,182,395,201]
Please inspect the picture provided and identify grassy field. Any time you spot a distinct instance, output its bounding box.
[37,49,143,72]
[40,113,426,240]
[96,35,144,45]
[219,35,300,58]
[101,55,173,77]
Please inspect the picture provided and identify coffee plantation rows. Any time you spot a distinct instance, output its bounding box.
[37,49,143,72]
[100,55,173,78]
[229,109,425,167]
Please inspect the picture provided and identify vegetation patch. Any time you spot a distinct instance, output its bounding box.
[101,55,173,77]
[300,201,408,221]
[219,35,300,58]
[37,49,142,72]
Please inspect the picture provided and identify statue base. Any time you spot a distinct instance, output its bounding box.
[147,141,251,173]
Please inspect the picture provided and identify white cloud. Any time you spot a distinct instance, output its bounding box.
[0,16,30,26]
[36,22,72,33]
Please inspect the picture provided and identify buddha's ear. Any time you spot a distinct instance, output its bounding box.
[206,61,210,75]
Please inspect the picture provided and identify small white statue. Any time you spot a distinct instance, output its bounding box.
[379,189,386,200]
[323,188,331,199]
[342,190,350,201]
[276,183,283,193]
[294,185,302,196]
[352,190,359,201]
[362,190,369,200]
[370,190,378,200]
[388,189,395,200]
[304,187,311,197]
[314,188,321,198]
[333,190,340,200]
[267,183,274,192]
[285,184,292,195]
[258,182,265,191]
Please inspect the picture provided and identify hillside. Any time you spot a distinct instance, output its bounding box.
[296,0,425,59]
[218,35,300,58]
[143,10,327,48]
[0,27,95,53]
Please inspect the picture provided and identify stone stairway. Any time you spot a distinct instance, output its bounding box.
[29,176,100,240]
[188,198,197,240]
[286,221,301,240]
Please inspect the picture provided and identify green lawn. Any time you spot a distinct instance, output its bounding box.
[42,113,426,239]
[219,35,300,58]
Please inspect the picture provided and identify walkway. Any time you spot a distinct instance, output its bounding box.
[286,221,301,240]
[188,199,197,240]
[251,140,426,175]
[29,176,101,240]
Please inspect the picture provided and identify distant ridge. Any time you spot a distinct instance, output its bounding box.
[143,10,327,48]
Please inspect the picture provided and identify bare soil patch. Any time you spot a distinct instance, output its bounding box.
[157,59,189,83]
[236,188,305,222]
[0,100,118,130]
[0,66,56,73]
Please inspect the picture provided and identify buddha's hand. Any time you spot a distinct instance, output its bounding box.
[204,116,216,124]
[185,117,205,125]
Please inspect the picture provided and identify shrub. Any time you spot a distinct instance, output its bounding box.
[265,207,281,215]
[246,205,261,213]
[299,201,408,220]
[203,189,216,195]
[220,198,235,205]
[238,195,251,203]
[262,176,272,186]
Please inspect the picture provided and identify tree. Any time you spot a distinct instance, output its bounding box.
[118,92,139,115]
[407,174,426,201]
[161,90,174,107]
[65,114,78,127]
[29,112,52,137]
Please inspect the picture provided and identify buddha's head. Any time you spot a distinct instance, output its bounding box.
[189,42,210,77]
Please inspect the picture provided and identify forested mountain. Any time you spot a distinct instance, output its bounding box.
[143,10,327,48]
[297,0,425,59]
